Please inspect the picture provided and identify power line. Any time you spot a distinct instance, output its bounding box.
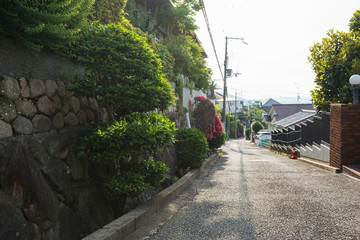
[199,0,223,79]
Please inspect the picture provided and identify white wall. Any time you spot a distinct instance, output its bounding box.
[182,88,206,109]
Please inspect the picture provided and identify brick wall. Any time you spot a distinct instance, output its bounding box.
[330,104,360,168]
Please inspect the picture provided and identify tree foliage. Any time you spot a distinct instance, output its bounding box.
[309,10,360,111]
[175,127,209,169]
[158,0,201,35]
[0,0,93,53]
[251,121,263,134]
[164,35,211,91]
[72,22,175,117]
[89,0,128,24]
[124,0,211,92]
[77,113,176,200]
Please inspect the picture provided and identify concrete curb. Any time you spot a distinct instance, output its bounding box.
[297,157,341,173]
[82,153,219,240]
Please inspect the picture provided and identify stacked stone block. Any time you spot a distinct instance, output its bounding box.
[0,76,108,139]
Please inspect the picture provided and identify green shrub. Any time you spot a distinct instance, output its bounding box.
[0,0,93,53]
[72,22,175,117]
[251,121,264,134]
[76,113,176,200]
[77,113,176,163]
[104,157,169,200]
[208,133,225,149]
[245,128,251,140]
[175,127,209,169]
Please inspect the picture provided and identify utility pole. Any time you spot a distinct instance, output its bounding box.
[235,92,237,139]
[254,107,256,122]
[222,37,228,133]
[222,36,247,133]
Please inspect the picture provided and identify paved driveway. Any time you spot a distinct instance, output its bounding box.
[150,139,360,240]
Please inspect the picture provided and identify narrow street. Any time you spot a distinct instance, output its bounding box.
[150,139,360,240]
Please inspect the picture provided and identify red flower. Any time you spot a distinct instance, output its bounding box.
[194,96,206,103]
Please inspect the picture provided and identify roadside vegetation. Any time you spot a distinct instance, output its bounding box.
[309,10,360,111]
[0,0,217,214]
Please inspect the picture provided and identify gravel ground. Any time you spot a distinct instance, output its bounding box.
[149,139,360,240]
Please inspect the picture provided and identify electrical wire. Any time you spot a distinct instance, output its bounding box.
[199,0,224,79]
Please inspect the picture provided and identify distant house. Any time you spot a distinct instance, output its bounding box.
[262,98,280,113]
[273,110,316,130]
[262,104,314,130]
[215,93,243,114]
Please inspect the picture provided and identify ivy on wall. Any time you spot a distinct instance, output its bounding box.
[0,0,94,53]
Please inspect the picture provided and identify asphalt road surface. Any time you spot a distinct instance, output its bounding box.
[149,139,360,240]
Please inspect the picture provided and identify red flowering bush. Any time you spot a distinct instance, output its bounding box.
[194,96,206,103]
[192,98,215,137]
[192,98,224,142]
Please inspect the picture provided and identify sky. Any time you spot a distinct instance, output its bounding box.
[195,0,360,104]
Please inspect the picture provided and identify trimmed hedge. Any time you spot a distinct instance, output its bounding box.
[175,127,209,169]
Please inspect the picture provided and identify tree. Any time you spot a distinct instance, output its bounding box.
[124,0,211,92]
[89,0,128,24]
[164,35,211,91]
[72,22,175,118]
[309,10,360,111]
[0,0,93,53]
[251,121,263,134]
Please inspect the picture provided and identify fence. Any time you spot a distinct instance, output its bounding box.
[270,112,330,161]
[260,139,270,148]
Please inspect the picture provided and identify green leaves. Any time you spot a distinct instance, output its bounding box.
[73,22,175,116]
[308,10,360,111]
[76,112,175,200]
[251,121,264,135]
[0,0,94,53]
[77,113,176,163]
[175,127,209,169]
[104,157,169,200]
[163,35,211,92]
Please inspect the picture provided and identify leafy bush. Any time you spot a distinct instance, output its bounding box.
[164,35,211,91]
[175,127,209,169]
[0,0,93,53]
[245,128,251,140]
[89,0,128,24]
[72,22,175,117]
[104,157,169,200]
[77,113,176,163]
[229,119,243,138]
[77,113,176,200]
[192,98,220,140]
[208,133,225,150]
[251,121,264,134]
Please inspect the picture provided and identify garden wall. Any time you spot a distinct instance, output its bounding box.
[0,75,115,240]
[0,37,84,81]
[0,75,179,240]
[182,87,206,110]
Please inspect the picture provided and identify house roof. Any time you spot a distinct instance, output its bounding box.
[270,104,314,121]
[262,115,271,122]
[215,93,223,101]
[262,98,280,107]
[273,110,316,129]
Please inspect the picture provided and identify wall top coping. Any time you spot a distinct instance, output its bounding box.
[330,104,360,109]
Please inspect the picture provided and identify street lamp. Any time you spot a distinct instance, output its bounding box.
[349,74,360,104]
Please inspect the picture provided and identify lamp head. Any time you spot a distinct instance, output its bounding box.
[349,74,360,85]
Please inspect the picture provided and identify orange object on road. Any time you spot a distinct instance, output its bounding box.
[290,150,299,159]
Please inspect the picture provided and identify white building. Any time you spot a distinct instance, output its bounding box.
[215,93,243,114]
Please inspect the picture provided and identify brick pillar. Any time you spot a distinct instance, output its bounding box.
[330,104,360,168]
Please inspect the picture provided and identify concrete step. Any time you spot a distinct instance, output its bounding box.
[343,165,360,180]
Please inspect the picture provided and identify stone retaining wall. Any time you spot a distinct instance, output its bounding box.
[0,75,108,139]
[0,75,180,240]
